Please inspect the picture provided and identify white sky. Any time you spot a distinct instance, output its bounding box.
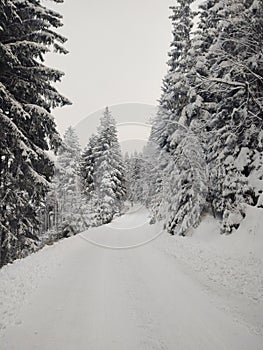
[46,0,202,135]
[45,0,174,133]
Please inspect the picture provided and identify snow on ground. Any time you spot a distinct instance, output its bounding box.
[0,240,68,335]
[154,204,263,334]
[83,206,163,249]
[0,206,262,349]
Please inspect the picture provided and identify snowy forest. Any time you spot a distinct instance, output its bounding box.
[1,0,262,267]
[0,0,263,348]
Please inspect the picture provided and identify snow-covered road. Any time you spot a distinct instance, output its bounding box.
[0,208,263,349]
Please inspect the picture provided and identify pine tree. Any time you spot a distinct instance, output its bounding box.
[195,0,263,232]
[149,1,208,235]
[79,134,102,227]
[0,0,70,265]
[164,126,208,235]
[79,134,98,200]
[147,0,262,236]
[124,151,145,205]
[140,143,169,223]
[151,0,195,152]
[54,126,83,234]
[95,107,126,223]
[79,107,126,225]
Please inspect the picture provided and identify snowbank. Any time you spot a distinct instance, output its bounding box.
[155,205,263,333]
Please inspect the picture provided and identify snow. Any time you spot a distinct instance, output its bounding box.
[157,205,263,333]
[249,151,263,197]
[234,147,251,171]
[0,207,263,349]
[24,104,55,121]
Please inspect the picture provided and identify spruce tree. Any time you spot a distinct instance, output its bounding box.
[149,1,208,235]
[140,143,169,223]
[196,0,263,232]
[0,0,70,265]
[79,134,102,227]
[95,107,126,223]
[164,127,208,235]
[147,0,263,236]
[151,0,195,151]
[79,108,126,225]
[124,151,145,205]
[79,134,99,200]
[54,126,83,234]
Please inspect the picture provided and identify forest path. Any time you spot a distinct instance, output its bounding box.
[1,208,263,350]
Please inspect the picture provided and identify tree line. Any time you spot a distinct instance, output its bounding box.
[136,0,263,235]
[49,107,126,240]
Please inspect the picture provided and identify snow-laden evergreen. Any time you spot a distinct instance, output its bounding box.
[145,0,263,235]
[151,0,195,151]
[53,126,87,235]
[197,0,263,232]
[0,0,70,266]
[79,134,98,201]
[124,151,145,206]
[147,0,208,235]
[80,107,126,225]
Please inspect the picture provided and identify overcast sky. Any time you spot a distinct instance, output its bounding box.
[46,0,202,135]
[45,0,175,133]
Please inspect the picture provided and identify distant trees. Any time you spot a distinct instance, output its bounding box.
[79,134,98,201]
[124,151,145,205]
[53,126,86,235]
[144,0,263,235]
[0,0,70,266]
[80,107,126,225]
[41,122,133,241]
